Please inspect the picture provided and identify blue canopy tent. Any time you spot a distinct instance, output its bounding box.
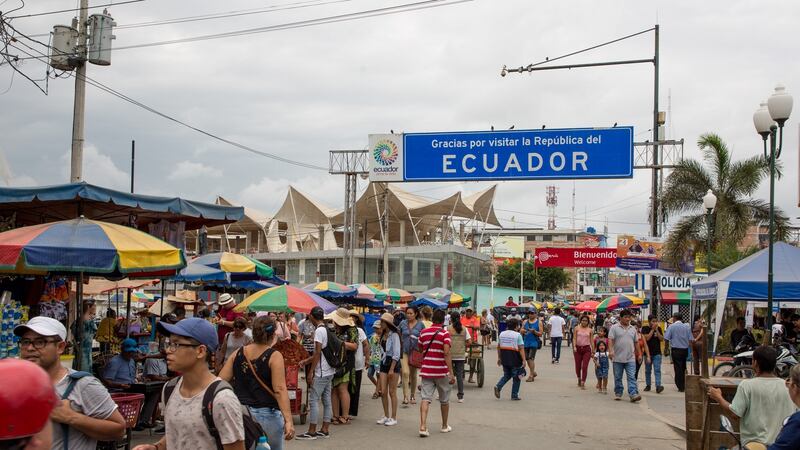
[692,242,800,353]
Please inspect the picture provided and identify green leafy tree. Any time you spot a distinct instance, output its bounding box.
[660,133,789,267]
[494,261,570,294]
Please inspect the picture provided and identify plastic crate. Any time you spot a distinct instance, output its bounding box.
[110,393,144,428]
[289,388,303,414]
[285,365,299,388]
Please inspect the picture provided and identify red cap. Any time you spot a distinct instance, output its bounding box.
[0,359,58,439]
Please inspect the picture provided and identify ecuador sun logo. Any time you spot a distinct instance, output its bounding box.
[373,140,398,166]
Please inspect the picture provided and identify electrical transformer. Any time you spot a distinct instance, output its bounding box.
[87,9,116,66]
[50,25,78,71]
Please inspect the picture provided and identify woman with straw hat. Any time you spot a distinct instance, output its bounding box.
[325,308,358,425]
[376,312,402,427]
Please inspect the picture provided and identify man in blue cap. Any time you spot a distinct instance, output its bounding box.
[103,338,140,389]
[133,318,245,450]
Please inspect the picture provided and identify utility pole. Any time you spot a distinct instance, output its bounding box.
[328,150,368,284]
[130,140,135,193]
[69,0,89,183]
[650,25,661,318]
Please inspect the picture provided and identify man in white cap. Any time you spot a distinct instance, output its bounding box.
[16,316,126,450]
[215,293,243,346]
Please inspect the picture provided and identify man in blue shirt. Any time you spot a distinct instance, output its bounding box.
[664,312,693,392]
[103,338,139,389]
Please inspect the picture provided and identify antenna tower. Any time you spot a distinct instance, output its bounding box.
[546,186,559,230]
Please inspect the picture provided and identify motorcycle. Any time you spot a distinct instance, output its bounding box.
[714,334,757,376]
[727,342,798,379]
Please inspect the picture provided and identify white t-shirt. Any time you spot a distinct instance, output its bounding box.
[548,315,566,338]
[314,325,336,377]
[164,378,245,450]
[53,370,118,450]
[354,327,367,371]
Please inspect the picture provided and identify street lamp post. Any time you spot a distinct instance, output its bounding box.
[753,84,793,341]
[701,189,717,378]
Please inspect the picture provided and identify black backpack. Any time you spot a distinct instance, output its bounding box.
[163,378,265,450]
[320,326,347,369]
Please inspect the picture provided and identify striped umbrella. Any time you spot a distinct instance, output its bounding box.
[304,281,357,299]
[0,217,185,275]
[233,285,336,314]
[350,284,387,301]
[380,288,414,303]
[176,251,275,282]
[596,294,645,313]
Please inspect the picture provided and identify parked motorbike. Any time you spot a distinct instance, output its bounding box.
[714,334,757,376]
[727,342,798,379]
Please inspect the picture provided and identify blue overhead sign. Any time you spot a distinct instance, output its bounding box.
[368,127,634,182]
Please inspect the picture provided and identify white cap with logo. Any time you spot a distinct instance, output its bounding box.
[14,316,67,341]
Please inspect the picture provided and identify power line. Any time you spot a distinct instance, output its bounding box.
[112,0,473,51]
[5,0,144,19]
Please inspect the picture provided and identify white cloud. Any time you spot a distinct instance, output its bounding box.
[238,175,343,216]
[59,146,129,191]
[168,161,222,181]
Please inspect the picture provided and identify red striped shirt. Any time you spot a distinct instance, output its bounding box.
[418,325,452,378]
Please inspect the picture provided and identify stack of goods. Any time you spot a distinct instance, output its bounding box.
[38,278,69,321]
[1,300,28,358]
[273,339,310,366]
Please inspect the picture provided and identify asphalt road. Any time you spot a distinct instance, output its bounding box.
[132,342,687,449]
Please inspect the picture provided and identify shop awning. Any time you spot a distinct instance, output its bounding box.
[660,291,691,305]
[0,182,243,230]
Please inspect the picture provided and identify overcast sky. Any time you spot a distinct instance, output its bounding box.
[1,0,798,240]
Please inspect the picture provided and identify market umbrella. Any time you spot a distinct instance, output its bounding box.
[233,285,336,314]
[304,281,358,299]
[0,217,185,370]
[350,283,387,301]
[596,294,645,313]
[175,251,276,282]
[380,288,414,303]
[574,300,600,312]
[418,287,468,306]
[410,297,448,309]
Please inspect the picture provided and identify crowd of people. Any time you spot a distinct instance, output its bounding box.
[4,298,800,450]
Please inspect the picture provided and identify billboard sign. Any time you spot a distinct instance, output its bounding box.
[368,127,634,182]
[534,247,617,268]
[479,235,525,261]
[616,235,664,272]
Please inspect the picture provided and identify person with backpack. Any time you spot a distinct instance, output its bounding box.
[133,318,246,450]
[220,316,294,450]
[326,308,358,425]
[15,316,126,450]
[296,307,338,440]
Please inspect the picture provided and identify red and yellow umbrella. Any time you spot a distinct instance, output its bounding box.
[596,294,644,313]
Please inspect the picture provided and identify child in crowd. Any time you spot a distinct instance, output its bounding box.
[593,341,610,394]
[593,327,608,391]
[368,321,384,399]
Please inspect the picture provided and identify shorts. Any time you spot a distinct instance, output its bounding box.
[420,377,452,404]
[480,329,490,336]
[380,358,401,374]
[524,347,538,361]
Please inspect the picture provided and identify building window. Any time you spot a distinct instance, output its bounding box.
[526,235,537,242]
[567,235,576,242]
[542,235,552,242]
[268,260,286,279]
[319,258,336,281]
[553,235,567,242]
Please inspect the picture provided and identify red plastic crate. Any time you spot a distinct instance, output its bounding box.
[285,365,299,388]
[289,388,303,414]
[110,393,144,428]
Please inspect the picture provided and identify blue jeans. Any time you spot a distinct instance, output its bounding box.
[612,361,638,397]
[645,354,662,387]
[308,374,333,426]
[250,407,284,450]
[495,365,521,399]
[551,337,562,361]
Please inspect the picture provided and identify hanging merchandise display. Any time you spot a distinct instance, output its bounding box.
[1,296,29,359]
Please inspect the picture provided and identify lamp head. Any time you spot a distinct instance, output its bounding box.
[753,101,774,138]
[767,84,793,125]
[702,189,717,211]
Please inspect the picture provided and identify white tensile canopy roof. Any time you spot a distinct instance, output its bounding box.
[273,186,340,251]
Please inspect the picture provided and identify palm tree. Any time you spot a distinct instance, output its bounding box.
[661,133,789,267]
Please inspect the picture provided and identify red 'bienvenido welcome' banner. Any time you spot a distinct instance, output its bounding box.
[534,247,617,268]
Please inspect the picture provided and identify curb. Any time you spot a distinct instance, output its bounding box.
[639,394,687,438]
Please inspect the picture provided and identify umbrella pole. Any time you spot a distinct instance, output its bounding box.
[160,279,165,318]
[75,272,85,371]
[126,288,132,338]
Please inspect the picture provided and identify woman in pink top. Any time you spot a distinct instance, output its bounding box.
[572,314,595,389]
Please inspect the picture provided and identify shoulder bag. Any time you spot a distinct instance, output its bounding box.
[409,329,441,369]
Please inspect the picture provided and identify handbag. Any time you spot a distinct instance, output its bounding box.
[409,329,441,369]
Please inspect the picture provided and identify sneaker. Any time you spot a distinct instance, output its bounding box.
[510,396,522,401]
[458,398,464,403]
[614,395,622,401]
[630,395,642,403]
[376,416,388,425]
[656,385,664,394]
[493,386,500,399]
[295,433,317,441]
[419,429,430,437]
[440,425,453,433]
[315,431,330,439]
[551,359,555,364]
[644,385,651,392]
[384,418,398,427]
[153,426,165,434]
